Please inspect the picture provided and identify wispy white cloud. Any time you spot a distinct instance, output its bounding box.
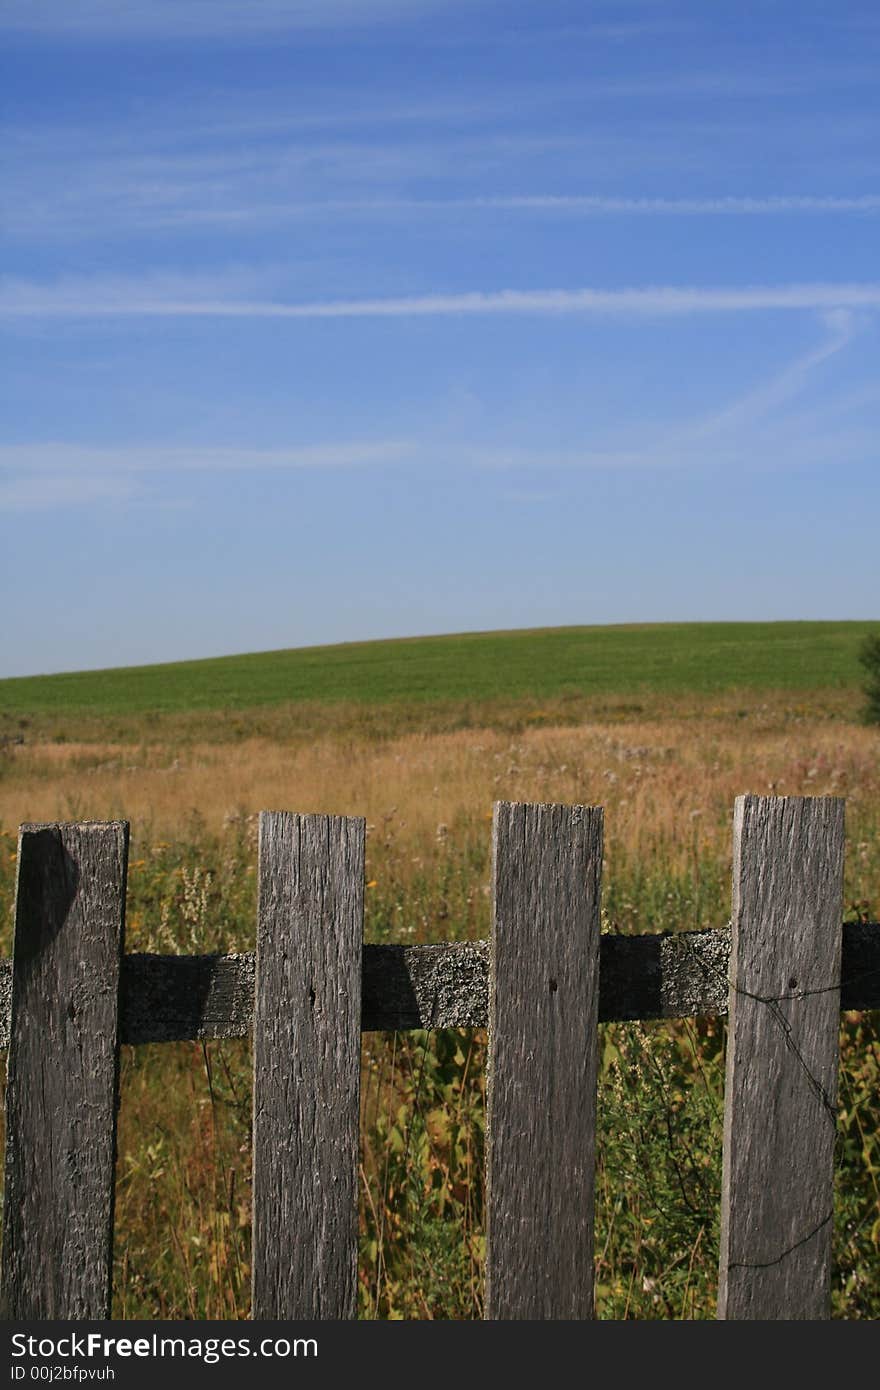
[0,439,413,475]
[6,67,879,243]
[4,276,880,321]
[0,0,470,38]
[2,130,598,240]
[0,438,415,511]
[0,267,282,316]
[412,193,880,216]
[15,79,880,233]
[8,149,878,238]
[661,309,860,445]
[461,314,870,475]
[22,189,880,237]
[5,3,703,46]
[2,324,872,514]
[463,427,877,476]
[0,473,141,512]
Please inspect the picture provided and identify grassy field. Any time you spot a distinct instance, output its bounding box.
[0,620,874,731]
[0,621,877,1318]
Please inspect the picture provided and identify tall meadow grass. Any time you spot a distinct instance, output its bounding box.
[0,691,877,1317]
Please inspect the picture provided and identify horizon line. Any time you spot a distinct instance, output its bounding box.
[1,617,874,685]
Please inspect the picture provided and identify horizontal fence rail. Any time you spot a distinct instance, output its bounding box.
[0,797,878,1323]
[1,923,878,1045]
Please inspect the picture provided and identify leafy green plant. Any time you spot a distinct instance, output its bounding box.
[833,1011,880,1316]
[858,632,880,725]
[359,1029,486,1319]
[595,1018,724,1317]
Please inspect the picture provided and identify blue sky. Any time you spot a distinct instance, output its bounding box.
[2,0,878,677]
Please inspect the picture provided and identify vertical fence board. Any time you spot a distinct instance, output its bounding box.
[718,795,845,1320]
[251,812,364,1319]
[1,822,128,1319]
[485,801,603,1319]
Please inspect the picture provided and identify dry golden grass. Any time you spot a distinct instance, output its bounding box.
[2,690,877,911]
[1,688,878,1318]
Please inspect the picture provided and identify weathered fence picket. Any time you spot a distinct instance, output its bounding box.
[0,795,877,1322]
[251,812,364,1320]
[718,796,846,1319]
[1,822,129,1320]
[486,801,603,1319]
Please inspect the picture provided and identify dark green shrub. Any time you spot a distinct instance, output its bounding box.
[859,633,880,725]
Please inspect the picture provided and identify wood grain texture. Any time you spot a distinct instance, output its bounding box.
[485,801,603,1320]
[718,796,845,1321]
[251,812,364,1320]
[1,822,128,1320]
[0,921,876,1045]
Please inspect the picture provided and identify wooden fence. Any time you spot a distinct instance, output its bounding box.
[1,795,878,1321]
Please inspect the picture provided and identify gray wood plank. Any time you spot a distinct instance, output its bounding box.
[839,920,880,1011]
[360,940,489,1030]
[485,801,603,1319]
[0,920,875,1044]
[718,795,845,1320]
[251,812,364,1320]
[1,822,128,1320]
[120,949,257,1041]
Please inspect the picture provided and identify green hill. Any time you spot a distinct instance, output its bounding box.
[0,621,874,720]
